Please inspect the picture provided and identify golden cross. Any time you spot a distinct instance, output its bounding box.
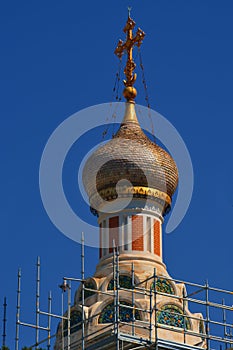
[114,14,145,88]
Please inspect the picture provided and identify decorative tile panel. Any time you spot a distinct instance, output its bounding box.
[151,278,175,295]
[157,304,190,329]
[99,301,140,324]
[108,275,133,290]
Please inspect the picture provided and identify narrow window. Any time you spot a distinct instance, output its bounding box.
[102,220,108,256]
[123,216,129,251]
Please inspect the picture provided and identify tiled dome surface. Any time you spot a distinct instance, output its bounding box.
[82,119,178,213]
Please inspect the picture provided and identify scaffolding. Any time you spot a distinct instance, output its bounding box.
[13,235,233,350]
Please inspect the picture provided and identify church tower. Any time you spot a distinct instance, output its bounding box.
[55,13,206,350]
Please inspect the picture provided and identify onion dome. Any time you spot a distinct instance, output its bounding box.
[82,14,178,216]
[82,103,178,216]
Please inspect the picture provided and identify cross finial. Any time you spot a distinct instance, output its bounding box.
[114,12,145,102]
[128,6,132,18]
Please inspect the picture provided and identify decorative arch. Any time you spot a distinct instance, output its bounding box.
[157,304,191,329]
[151,277,175,295]
[107,275,133,290]
[63,309,83,336]
[99,301,141,324]
[78,278,96,301]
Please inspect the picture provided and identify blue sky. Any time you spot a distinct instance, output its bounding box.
[1,0,233,347]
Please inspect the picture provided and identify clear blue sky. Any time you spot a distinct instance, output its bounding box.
[1,0,233,347]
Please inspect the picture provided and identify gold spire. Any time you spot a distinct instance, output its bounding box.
[114,12,145,103]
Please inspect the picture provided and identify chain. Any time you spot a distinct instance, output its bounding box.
[102,59,123,140]
[138,48,150,109]
[138,48,156,142]
[114,58,122,102]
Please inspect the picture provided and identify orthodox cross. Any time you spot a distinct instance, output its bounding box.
[114,13,145,88]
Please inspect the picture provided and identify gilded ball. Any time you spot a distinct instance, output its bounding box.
[123,86,137,100]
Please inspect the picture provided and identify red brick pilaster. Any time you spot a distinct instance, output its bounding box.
[132,215,144,251]
[154,220,161,256]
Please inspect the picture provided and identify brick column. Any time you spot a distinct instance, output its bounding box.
[132,215,144,251]
[154,219,161,256]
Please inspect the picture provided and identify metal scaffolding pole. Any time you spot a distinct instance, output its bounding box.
[222,299,227,339]
[47,291,52,350]
[61,289,65,350]
[67,281,71,350]
[15,269,21,350]
[113,242,117,335]
[36,256,40,349]
[81,232,85,350]
[153,268,158,350]
[183,288,186,344]
[205,280,210,350]
[116,245,120,350]
[131,263,135,336]
[2,297,7,347]
[113,241,120,350]
[149,287,152,344]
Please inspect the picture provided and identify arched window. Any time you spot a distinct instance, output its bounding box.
[107,275,133,290]
[99,301,140,324]
[151,278,175,295]
[63,309,82,336]
[78,280,96,301]
[157,304,190,329]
